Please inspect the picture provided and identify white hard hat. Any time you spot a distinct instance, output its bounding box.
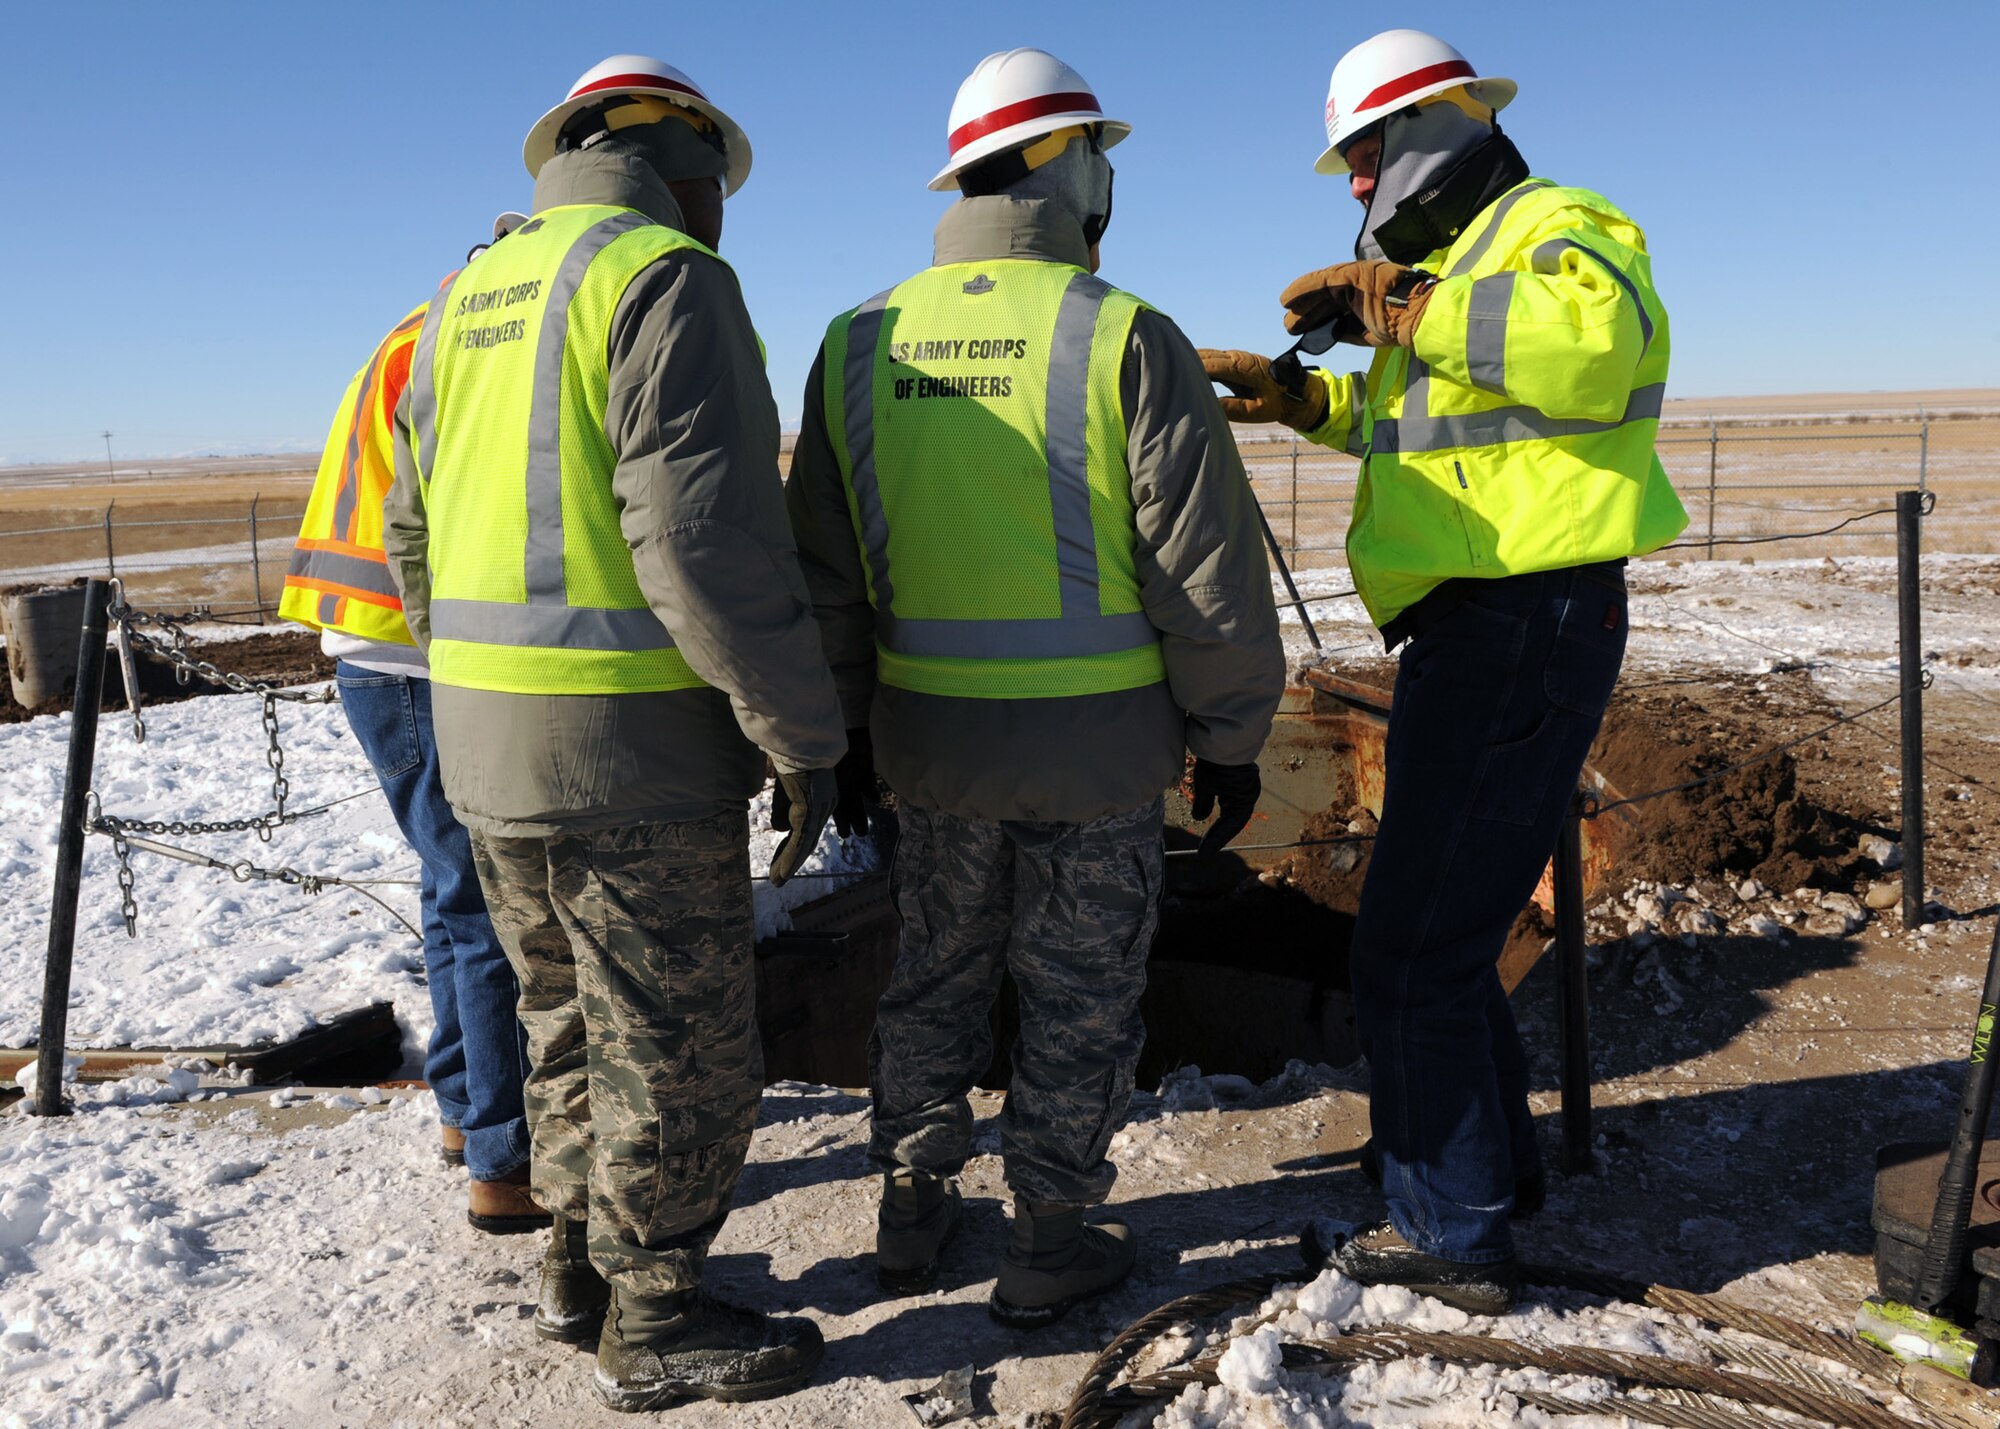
[1316,30,1515,175]
[522,55,753,195]
[929,48,1129,193]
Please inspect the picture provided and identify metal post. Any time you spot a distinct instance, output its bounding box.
[1705,416,1719,559]
[33,578,112,1116]
[1554,799,1593,1174]
[1289,433,1300,557]
[102,502,116,579]
[1898,489,1927,930]
[1919,416,1930,496]
[248,494,265,624]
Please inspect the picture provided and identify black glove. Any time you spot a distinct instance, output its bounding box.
[769,767,836,886]
[1189,758,1261,857]
[833,726,876,838]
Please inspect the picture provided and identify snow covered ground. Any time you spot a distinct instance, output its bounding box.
[4,555,1998,1426]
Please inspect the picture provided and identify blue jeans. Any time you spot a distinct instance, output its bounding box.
[337,662,530,1181]
[1350,563,1627,1263]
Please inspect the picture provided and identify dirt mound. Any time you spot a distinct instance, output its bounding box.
[1589,688,1867,891]
[0,629,333,724]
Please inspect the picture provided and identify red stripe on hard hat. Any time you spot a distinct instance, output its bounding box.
[1355,59,1477,114]
[949,90,1102,156]
[570,72,705,103]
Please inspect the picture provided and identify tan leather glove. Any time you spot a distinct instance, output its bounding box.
[1198,348,1329,431]
[1281,260,1436,348]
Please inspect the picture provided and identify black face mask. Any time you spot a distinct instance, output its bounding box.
[1365,130,1530,265]
[1082,165,1113,248]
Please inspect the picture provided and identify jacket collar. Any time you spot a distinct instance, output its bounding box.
[531,142,686,232]
[932,195,1092,269]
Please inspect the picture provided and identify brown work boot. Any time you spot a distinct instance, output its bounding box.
[989,1196,1135,1327]
[594,1286,824,1410]
[876,1168,963,1295]
[466,1165,551,1234]
[440,1125,466,1168]
[535,1215,610,1344]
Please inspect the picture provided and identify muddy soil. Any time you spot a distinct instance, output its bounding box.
[0,628,332,724]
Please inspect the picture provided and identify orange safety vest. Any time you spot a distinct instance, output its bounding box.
[278,294,440,641]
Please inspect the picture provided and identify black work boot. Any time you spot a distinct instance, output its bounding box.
[534,1214,610,1344]
[876,1168,964,1295]
[989,1196,1135,1328]
[1358,1140,1547,1220]
[593,1286,825,1411]
[1300,1218,1518,1316]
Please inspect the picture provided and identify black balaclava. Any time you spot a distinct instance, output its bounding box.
[1355,101,1529,264]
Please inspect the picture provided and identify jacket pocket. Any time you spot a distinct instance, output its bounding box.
[1451,462,1488,568]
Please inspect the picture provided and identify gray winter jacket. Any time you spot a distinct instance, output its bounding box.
[384,143,845,836]
[786,196,1284,824]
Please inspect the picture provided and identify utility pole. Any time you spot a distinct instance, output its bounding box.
[101,430,115,483]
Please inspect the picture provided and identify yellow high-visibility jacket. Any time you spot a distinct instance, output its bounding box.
[1305,178,1688,629]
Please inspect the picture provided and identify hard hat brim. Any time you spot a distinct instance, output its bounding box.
[523,86,754,196]
[1313,75,1515,174]
[928,115,1130,192]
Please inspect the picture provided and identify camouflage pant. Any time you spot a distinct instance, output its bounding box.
[468,812,762,1295]
[869,797,1162,1207]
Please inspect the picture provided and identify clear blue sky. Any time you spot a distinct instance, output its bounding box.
[2,0,1995,463]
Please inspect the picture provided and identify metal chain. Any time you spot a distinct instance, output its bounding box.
[110,823,137,936]
[98,587,336,840]
[106,586,336,705]
[262,693,288,820]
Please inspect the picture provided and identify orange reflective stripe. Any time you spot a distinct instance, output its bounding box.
[282,574,403,611]
[332,307,428,544]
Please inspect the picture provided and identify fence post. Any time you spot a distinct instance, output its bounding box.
[1897,490,1927,929]
[1554,796,1593,1174]
[32,578,112,1116]
[1919,416,1930,496]
[102,501,116,580]
[1289,432,1300,558]
[248,494,266,624]
[1705,416,1719,559]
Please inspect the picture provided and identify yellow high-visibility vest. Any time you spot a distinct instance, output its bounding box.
[279,300,432,643]
[407,205,718,695]
[821,259,1165,700]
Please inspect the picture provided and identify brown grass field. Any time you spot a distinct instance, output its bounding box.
[1,390,1994,611]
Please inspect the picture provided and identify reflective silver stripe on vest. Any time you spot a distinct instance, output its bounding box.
[881,609,1157,659]
[409,292,449,480]
[1444,180,1553,279]
[429,598,673,651]
[331,338,394,542]
[1369,382,1666,456]
[524,210,652,605]
[1343,377,1368,457]
[1532,239,1655,351]
[1464,270,1516,395]
[318,594,339,624]
[1046,272,1110,617]
[286,545,401,597]
[840,288,898,610]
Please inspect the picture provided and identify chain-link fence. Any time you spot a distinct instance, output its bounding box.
[0,498,303,617]
[1238,415,1997,571]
